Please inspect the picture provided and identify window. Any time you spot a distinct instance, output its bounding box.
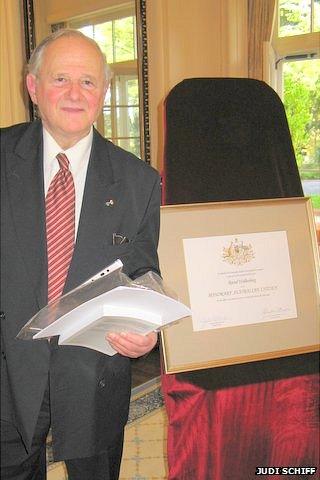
[283,58,319,206]
[273,1,320,210]
[104,74,140,157]
[67,4,141,158]
[279,0,320,36]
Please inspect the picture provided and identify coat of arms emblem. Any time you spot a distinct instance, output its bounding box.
[222,238,255,266]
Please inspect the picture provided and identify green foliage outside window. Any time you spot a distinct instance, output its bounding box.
[283,61,320,167]
[279,0,320,37]
[114,17,136,62]
[283,60,320,208]
[79,17,136,64]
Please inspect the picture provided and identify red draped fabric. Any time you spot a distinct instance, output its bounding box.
[161,371,319,480]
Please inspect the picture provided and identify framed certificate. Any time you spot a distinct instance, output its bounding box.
[159,197,320,373]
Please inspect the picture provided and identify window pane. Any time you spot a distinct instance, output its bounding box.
[114,17,136,62]
[127,78,139,105]
[113,106,140,138]
[279,0,312,36]
[118,137,140,158]
[128,106,140,138]
[283,59,320,209]
[103,107,112,138]
[93,22,113,64]
[79,25,94,38]
[114,76,139,105]
[104,88,111,106]
[79,23,113,63]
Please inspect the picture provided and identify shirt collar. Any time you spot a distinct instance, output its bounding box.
[43,127,93,174]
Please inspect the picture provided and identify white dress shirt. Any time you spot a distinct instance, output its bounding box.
[43,128,93,239]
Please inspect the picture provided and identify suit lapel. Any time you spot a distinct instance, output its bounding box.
[6,121,48,309]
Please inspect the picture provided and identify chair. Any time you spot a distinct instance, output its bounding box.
[161,78,319,480]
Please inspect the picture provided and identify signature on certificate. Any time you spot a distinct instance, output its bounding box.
[262,306,291,320]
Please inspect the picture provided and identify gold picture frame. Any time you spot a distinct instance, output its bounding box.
[159,197,320,374]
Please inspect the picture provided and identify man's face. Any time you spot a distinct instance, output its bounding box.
[26,36,108,149]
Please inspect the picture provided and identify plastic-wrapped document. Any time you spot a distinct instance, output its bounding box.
[17,260,191,355]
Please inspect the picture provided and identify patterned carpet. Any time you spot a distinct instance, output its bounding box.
[47,378,168,479]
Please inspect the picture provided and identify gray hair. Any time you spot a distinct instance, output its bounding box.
[27,29,112,82]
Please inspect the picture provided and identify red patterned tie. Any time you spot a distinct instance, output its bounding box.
[46,153,75,303]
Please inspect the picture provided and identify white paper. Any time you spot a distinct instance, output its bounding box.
[33,286,191,355]
[183,231,297,331]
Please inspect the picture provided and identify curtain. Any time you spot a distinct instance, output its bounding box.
[0,0,28,126]
[162,371,319,480]
[248,0,276,80]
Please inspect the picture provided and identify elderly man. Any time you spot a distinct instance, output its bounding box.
[1,29,160,480]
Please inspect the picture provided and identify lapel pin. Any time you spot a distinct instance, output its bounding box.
[105,199,114,207]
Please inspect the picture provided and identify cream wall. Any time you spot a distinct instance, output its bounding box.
[45,0,127,24]
[146,0,248,169]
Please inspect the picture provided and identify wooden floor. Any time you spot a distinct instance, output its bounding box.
[131,346,161,388]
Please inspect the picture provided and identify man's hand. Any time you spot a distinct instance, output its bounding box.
[106,331,158,358]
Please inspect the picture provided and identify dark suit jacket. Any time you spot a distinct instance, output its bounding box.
[1,120,161,461]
